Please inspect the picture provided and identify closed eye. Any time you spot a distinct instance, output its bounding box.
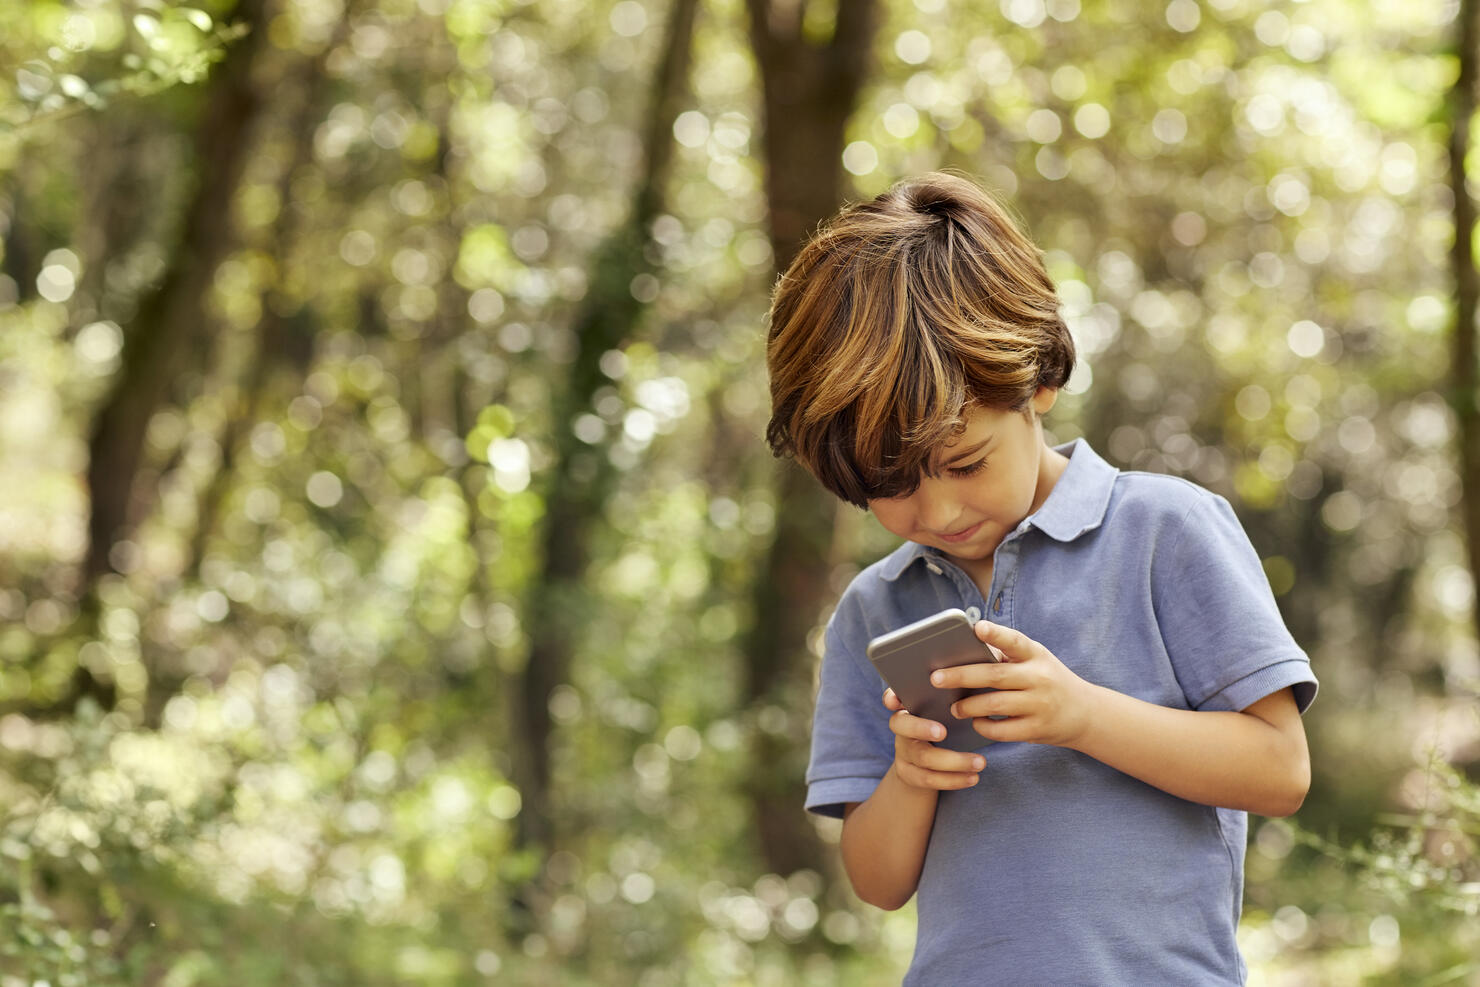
[948,458,988,477]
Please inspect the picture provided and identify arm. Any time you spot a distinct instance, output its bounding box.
[935,621,1311,817]
[839,694,984,910]
[1068,683,1308,816]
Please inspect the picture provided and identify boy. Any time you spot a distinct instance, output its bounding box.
[764,171,1316,984]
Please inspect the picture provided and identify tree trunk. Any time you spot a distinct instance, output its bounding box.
[1,173,39,303]
[741,0,882,877]
[75,111,155,323]
[1451,0,1480,637]
[81,0,273,595]
[508,0,702,863]
[185,19,344,586]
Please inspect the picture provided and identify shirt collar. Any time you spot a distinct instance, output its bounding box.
[879,438,1118,582]
[1027,438,1118,542]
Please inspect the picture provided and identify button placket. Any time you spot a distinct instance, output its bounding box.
[921,553,988,614]
[989,536,1022,625]
[948,564,986,615]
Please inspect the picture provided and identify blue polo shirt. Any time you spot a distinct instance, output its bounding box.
[807,440,1317,985]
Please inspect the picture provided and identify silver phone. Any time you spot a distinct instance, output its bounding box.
[867,608,1001,752]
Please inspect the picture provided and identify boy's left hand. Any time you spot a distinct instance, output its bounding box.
[931,620,1097,747]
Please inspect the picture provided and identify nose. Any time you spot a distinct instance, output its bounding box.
[913,476,961,532]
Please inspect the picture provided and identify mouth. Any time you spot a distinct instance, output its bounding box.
[937,521,984,544]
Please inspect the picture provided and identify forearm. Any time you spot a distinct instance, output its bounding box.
[1067,685,1310,816]
[840,764,940,910]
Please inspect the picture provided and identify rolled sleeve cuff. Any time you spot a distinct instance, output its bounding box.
[1198,657,1318,715]
[805,775,886,819]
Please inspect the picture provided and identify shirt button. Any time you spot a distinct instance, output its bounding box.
[925,562,943,575]
[965,606,981,623]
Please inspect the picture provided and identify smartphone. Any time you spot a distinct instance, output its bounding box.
[867,608,1002,752]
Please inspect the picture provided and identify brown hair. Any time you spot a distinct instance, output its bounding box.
[764,171,1075,508]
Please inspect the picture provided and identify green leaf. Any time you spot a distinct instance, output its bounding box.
[179,8,213,32]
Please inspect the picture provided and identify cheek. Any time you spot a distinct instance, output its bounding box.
[971,477,1026,518]
[868,500,914,535]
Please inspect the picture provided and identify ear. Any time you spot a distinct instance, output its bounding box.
[1031,386,1059,415]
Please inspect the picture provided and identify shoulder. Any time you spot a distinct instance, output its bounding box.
[1105,469,1229,532]
[1092,470,1259,572]
[826,540,934,655]
[1100,471,1270,597]
[1111,468,1219,510]
[833,541,918,615]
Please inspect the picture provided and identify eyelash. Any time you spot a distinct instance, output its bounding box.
[948,458,988,478]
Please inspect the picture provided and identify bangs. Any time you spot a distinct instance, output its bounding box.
[847,329,970,503]
[807,315,980,507]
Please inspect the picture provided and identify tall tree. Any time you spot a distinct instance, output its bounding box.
[741,0,882,877]
[185,14,348,584]
[81,0,274,596]
[1451,0,1480,638]
[1,171,38,304]
[509,0,702,861]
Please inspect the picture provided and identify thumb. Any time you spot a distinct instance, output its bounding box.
[975,620,1027,662]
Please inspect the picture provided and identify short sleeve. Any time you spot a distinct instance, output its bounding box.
[1152,494,1318,714]
[804,594,897,819]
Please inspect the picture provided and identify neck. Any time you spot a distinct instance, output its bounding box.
[1030,440,1070,515]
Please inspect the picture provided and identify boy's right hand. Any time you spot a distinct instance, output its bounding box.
[883,688,984,790]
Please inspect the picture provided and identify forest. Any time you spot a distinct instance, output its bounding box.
[1,0,1478,983]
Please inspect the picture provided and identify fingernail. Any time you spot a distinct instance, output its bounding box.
[934,726,944,740]
[973,757,985,770]
[930,671,943,686]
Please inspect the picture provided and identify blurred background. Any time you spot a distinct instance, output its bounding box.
[2,0,1479,983]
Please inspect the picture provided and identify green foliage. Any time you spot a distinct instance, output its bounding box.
[1241,749,1480,984]
[0,1,244,143]
[2,0,1479,983]
[0,693,528,986]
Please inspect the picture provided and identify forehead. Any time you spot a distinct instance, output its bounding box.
[937,406,1011,449]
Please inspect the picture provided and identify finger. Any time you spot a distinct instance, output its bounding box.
[975,620,1045,662]
[970,714,1030,744]
[968,623,1007,661]
[951,690,1023,721]
[898,763,982,791]
[882,688,903,711]
[913,746,987,775]
[889,709,948,743]
[930,661,1023,690]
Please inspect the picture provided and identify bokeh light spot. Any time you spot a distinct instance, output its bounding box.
[895,30,932,65]
[306,472,344,508]
[842,141,878,176]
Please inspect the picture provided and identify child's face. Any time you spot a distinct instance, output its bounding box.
[867,388,1061,570]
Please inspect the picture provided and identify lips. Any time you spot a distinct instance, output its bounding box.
[937,521,984,544]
